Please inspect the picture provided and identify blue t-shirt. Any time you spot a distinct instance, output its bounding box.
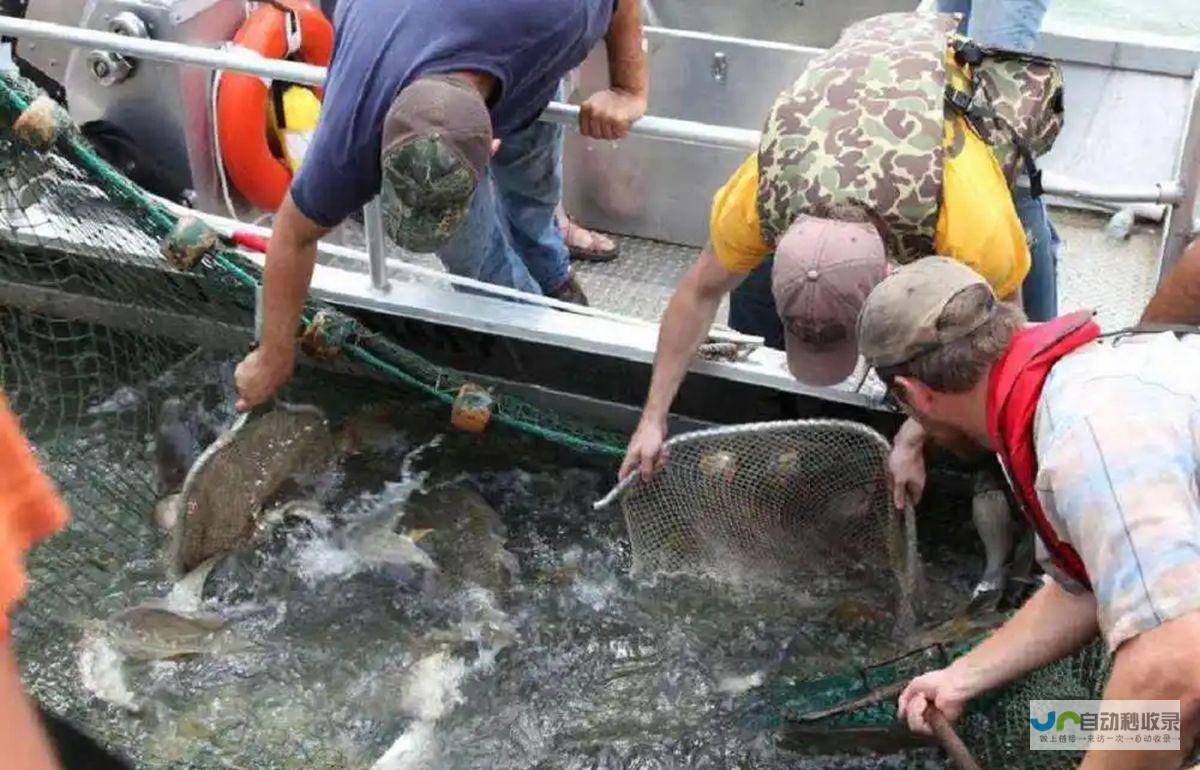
[291,0,616,227]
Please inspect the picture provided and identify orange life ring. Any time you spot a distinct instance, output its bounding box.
[216,0,333,212]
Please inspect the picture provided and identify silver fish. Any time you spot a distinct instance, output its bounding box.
[100,602,251,661]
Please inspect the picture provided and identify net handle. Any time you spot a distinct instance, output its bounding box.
[927,706,984,770]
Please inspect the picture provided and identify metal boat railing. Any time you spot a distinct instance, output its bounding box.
[0,14,1196,291]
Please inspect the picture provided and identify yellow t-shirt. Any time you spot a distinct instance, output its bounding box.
[709,75,1031,299]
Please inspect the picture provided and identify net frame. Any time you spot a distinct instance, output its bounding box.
[598,419,919,630]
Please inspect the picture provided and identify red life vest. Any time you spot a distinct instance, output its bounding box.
[985,310,1101,589]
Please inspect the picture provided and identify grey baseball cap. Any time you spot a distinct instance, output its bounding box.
[379,75,492,253]
[857,256,997,369]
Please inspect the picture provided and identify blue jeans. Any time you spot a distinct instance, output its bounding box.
[1013,184,1060,321]
[729,208,1061,343]
[437,118,570,295]
[729,256,786,351]
[936,0,1050,52]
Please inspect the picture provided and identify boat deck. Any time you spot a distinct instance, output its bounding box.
[337,204,1161,335]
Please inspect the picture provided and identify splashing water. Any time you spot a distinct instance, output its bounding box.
[14,365,957,770]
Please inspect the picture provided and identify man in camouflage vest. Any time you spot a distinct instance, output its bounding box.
[621,11,1064,483]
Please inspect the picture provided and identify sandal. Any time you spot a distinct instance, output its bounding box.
[558,212,621,263]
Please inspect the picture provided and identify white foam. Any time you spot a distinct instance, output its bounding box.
[77,633,138,712]
[400,651,468,722]
[370,720,438,770]
[293,538,362,583]
[716,671,764,695]
[372,591,515,770]
[371,651,466,770]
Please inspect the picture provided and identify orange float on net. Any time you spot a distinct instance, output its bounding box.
[451,383,494,434]
[216,0,333,212]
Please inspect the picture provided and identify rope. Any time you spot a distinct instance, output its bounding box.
[0,73,626,459]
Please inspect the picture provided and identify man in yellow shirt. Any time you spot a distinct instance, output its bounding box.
[620,11,1064,481]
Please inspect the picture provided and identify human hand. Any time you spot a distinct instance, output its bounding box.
[579,87,647,141]
[619,416,668,481]
[897,666,975,736]
[888,419,927,509]
[234,346,294,412]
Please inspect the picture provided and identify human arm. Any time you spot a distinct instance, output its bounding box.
[888,409,997,509]
[1141,238,1200,327]
[234,194,332,411]
[898,579,1098,734]
[0,394,66,769]
[0,644,60,770]
[580,0,648,140]
[619,243,745,480]
[888,417,928,510]
[1073,612,1200,770]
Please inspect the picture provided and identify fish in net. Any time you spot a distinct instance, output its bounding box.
[596,419,919,633]
[170,402,333,574]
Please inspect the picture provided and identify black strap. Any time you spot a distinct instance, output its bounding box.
[270,81,288,130]
[944,82,1045,199]
[1013,135,1043,198]
[1103,324,1200,341]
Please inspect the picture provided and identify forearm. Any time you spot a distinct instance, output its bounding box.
[641,278,726,426]
[605,0,648,97]
[259,199,323,354]
[949,580,1098,695]
[0,644,60,770]
[895,418,927,455]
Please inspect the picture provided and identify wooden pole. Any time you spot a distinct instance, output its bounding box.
[925,706,984,770]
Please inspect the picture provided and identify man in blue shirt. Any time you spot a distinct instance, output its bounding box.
[235,0,647,411]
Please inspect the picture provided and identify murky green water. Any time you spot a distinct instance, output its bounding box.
[9,346,973,770]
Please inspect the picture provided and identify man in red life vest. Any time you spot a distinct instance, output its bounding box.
[858,257,1200,768]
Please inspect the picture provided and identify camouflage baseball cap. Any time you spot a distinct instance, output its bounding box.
[771,217,887,386]
[857,256,997,369]
[380,75,492,253]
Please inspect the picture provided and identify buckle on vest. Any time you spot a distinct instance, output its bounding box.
[945,85,974,114]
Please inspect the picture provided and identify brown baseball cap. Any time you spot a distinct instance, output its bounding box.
[857,256,996,369]
[379,75,493,253]
[771,217,887,386]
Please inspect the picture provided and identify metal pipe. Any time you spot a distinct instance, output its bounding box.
[540,102,759,150]
[0,15,327,86]
[1158,67,1200,282]
[363,197,389,291]
[640,0,662,29]
[0,16,758,151]
[1026,173,1186,205]
[0,17,1187,204]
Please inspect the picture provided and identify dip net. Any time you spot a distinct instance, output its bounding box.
[597,419,918,631]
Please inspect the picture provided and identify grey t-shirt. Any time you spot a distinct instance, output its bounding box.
[291,0,616,227]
